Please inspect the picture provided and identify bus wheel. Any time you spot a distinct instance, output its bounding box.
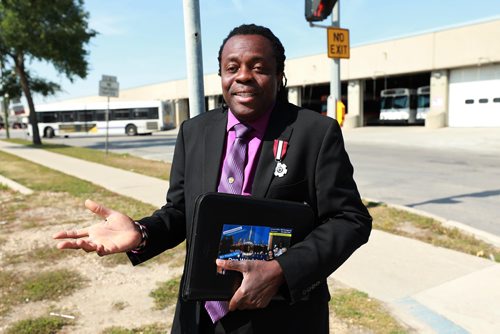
[45,127,55,138]
[126,124,137,136]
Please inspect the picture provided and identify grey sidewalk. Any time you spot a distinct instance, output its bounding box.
[1,140,499,333]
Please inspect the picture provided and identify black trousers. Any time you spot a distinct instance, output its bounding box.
[171,299,330,334]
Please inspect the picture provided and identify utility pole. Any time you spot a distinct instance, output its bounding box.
[328,2,340,120]
[306,1,346,122]
[183,0,205,118]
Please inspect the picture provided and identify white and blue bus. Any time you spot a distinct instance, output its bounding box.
[379,88,418,124]
[416,86,430,123]
[29,100,174,138]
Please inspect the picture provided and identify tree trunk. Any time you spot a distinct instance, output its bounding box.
[14,52,41,145]
[2,97,10,139]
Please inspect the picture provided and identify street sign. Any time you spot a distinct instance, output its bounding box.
[99,75,119,97]
[101,75,117,82]
[327,27,350,59]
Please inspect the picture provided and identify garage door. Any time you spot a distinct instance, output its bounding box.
[449,65,500,127]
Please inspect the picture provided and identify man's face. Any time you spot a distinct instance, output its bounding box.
[220,34,283,122]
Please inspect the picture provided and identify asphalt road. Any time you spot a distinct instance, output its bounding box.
[345,142,500,236]
[3,128,499,236]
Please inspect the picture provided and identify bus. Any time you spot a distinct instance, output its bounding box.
[29,100,174,138]
[379,88,417,124]
[416,86,430,123]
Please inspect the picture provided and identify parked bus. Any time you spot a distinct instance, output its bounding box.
[379,88,417,124]
[29,100,174,138]
[416,86,430,123]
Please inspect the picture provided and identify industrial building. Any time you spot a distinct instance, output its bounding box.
[33,18,500,129]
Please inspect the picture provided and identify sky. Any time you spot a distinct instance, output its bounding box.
[31,0,500,105]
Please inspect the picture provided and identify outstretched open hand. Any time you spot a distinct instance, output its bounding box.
[53,199,142,256]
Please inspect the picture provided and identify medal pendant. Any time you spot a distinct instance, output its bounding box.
[274,162,288,177]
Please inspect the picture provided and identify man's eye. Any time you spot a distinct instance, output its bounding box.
[226,66,238,73]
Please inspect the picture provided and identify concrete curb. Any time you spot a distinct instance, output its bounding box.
[364,197,500,249]
[0,174,33,195]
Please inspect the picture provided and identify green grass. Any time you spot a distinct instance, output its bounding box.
[330,288,408,334]
[149,277,181,310]
[4,246,73,266]
[5,316,71,334]
[0,151,156,219]
[366,201,500,262]
[21,269,86,302]
[1,268,84,316]
[101,323,168,334]
[5,138,171,180]
[0,270,21,316]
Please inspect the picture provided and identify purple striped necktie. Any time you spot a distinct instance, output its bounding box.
[205,122,252,323]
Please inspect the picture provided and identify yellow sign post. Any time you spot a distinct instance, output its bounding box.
[327,27,350,59]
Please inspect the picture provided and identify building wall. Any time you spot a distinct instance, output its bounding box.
[40,19,500,128]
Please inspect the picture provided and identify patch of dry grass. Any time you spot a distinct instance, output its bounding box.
[330,288,408,334]
[366,201,500,262]
[4,246,73,266]
[100,323,168,334]
[5,315,72,334]
[149,277,181,310]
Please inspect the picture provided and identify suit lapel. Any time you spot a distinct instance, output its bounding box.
[252,103,294,198]
[202,108,227,193]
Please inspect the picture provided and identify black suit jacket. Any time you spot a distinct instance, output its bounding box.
[128,102,372,333]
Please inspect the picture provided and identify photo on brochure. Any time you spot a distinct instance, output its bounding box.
[217,224,292,262]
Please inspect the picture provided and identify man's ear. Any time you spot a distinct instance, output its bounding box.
[278,72,287,92]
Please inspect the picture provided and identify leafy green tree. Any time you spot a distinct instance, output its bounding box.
[0,0,96,144]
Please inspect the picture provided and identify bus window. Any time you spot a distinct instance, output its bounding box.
[381,97,393,109]
[418,94,430,108]
[95,110,106,121]
[39,111,59,123]
[77,110,94,122]
[148,107,159,119]
[132,107,158,119]
[61,111,76,122]
[393,96,408,109]
[112,109,131,120]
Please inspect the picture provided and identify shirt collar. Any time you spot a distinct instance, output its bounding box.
[227,106,273,137]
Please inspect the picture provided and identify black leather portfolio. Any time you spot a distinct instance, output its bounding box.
[182,192,314,301]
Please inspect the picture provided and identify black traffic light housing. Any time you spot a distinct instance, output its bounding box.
[305,0,338,22]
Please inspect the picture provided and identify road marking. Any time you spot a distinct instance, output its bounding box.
[397,297,469,334]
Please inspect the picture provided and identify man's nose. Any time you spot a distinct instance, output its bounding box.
[235,66,252,82]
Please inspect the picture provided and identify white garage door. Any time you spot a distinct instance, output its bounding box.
[449,65,500,127]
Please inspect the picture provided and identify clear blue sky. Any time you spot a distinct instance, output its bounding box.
[33,0,500,104]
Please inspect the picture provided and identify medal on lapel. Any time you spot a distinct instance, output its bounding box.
[273,139,289,177]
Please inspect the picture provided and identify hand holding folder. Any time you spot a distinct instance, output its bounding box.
[182,193,314,301]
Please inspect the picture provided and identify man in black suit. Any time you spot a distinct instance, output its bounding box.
[54,24,372,333]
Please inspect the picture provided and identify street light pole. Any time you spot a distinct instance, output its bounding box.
[183,0,205,119]
[328,1,340,120]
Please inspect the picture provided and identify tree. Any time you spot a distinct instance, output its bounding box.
[1,57,60,138]
[0,0,96,144]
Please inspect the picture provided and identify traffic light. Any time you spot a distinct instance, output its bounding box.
[305,0,338,22]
